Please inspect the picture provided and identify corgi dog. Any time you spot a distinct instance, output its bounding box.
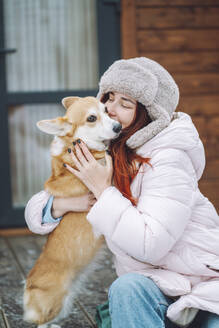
[23,96,122,326]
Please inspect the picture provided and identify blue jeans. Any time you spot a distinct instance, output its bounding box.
[108,273,219,328]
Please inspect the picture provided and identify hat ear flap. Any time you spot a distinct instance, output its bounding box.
[126,104,171,149]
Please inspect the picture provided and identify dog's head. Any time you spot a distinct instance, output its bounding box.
[37,96,122,155]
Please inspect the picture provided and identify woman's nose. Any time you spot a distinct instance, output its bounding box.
[106,102,116,115]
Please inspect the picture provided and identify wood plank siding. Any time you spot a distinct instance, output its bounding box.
[121,0,219,211]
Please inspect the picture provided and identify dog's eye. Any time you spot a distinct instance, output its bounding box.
[87,115,97,122]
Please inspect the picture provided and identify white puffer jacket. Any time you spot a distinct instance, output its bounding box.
[25,112,219,326]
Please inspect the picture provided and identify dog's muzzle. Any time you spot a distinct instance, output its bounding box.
[113,122,122,134]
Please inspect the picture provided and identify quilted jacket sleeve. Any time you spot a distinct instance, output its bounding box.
[24,190,60,235]
[87,149,195,264]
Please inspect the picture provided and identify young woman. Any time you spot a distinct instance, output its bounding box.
[25,57,219,328]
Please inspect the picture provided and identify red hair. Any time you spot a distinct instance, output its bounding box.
[101,93,152,206]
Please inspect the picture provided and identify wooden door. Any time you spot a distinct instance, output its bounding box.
[121,0,219,212]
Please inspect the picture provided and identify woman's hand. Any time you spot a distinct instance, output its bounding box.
[52,192,97,218]
[64,140,113,199]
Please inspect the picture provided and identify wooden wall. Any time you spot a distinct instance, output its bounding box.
[121,0,219,212]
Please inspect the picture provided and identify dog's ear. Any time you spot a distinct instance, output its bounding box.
[36,117,72,136]
[62,97,80,110]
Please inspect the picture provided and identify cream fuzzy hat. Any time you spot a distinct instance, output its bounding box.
[97,57,180,149]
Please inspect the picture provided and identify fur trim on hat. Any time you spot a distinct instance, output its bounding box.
[97,57,179,149]
[126,103,171,148]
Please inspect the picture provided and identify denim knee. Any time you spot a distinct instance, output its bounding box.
[108,273,172,327]
[109,273,170,308]
[109,273,152,299]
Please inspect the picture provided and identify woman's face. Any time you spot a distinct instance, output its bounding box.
[105,91,137,129]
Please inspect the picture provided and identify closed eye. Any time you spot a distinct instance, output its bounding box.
[122,105,132,109]
[87,115,97,122]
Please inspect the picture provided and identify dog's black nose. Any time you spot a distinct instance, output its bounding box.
[113,123,122,134]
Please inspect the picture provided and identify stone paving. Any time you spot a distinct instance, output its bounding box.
[0,235,117,328]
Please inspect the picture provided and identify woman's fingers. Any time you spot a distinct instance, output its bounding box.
[70,148,83,169]
[63,141,113,199]
[77,140,95,163]
[64,163,81,178]
[74,143,88,166]
[71,140,95,168]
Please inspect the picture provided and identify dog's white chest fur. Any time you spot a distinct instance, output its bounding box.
[50,136,65,156]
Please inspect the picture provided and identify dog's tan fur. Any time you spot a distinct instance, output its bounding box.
[23,97,114,325]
